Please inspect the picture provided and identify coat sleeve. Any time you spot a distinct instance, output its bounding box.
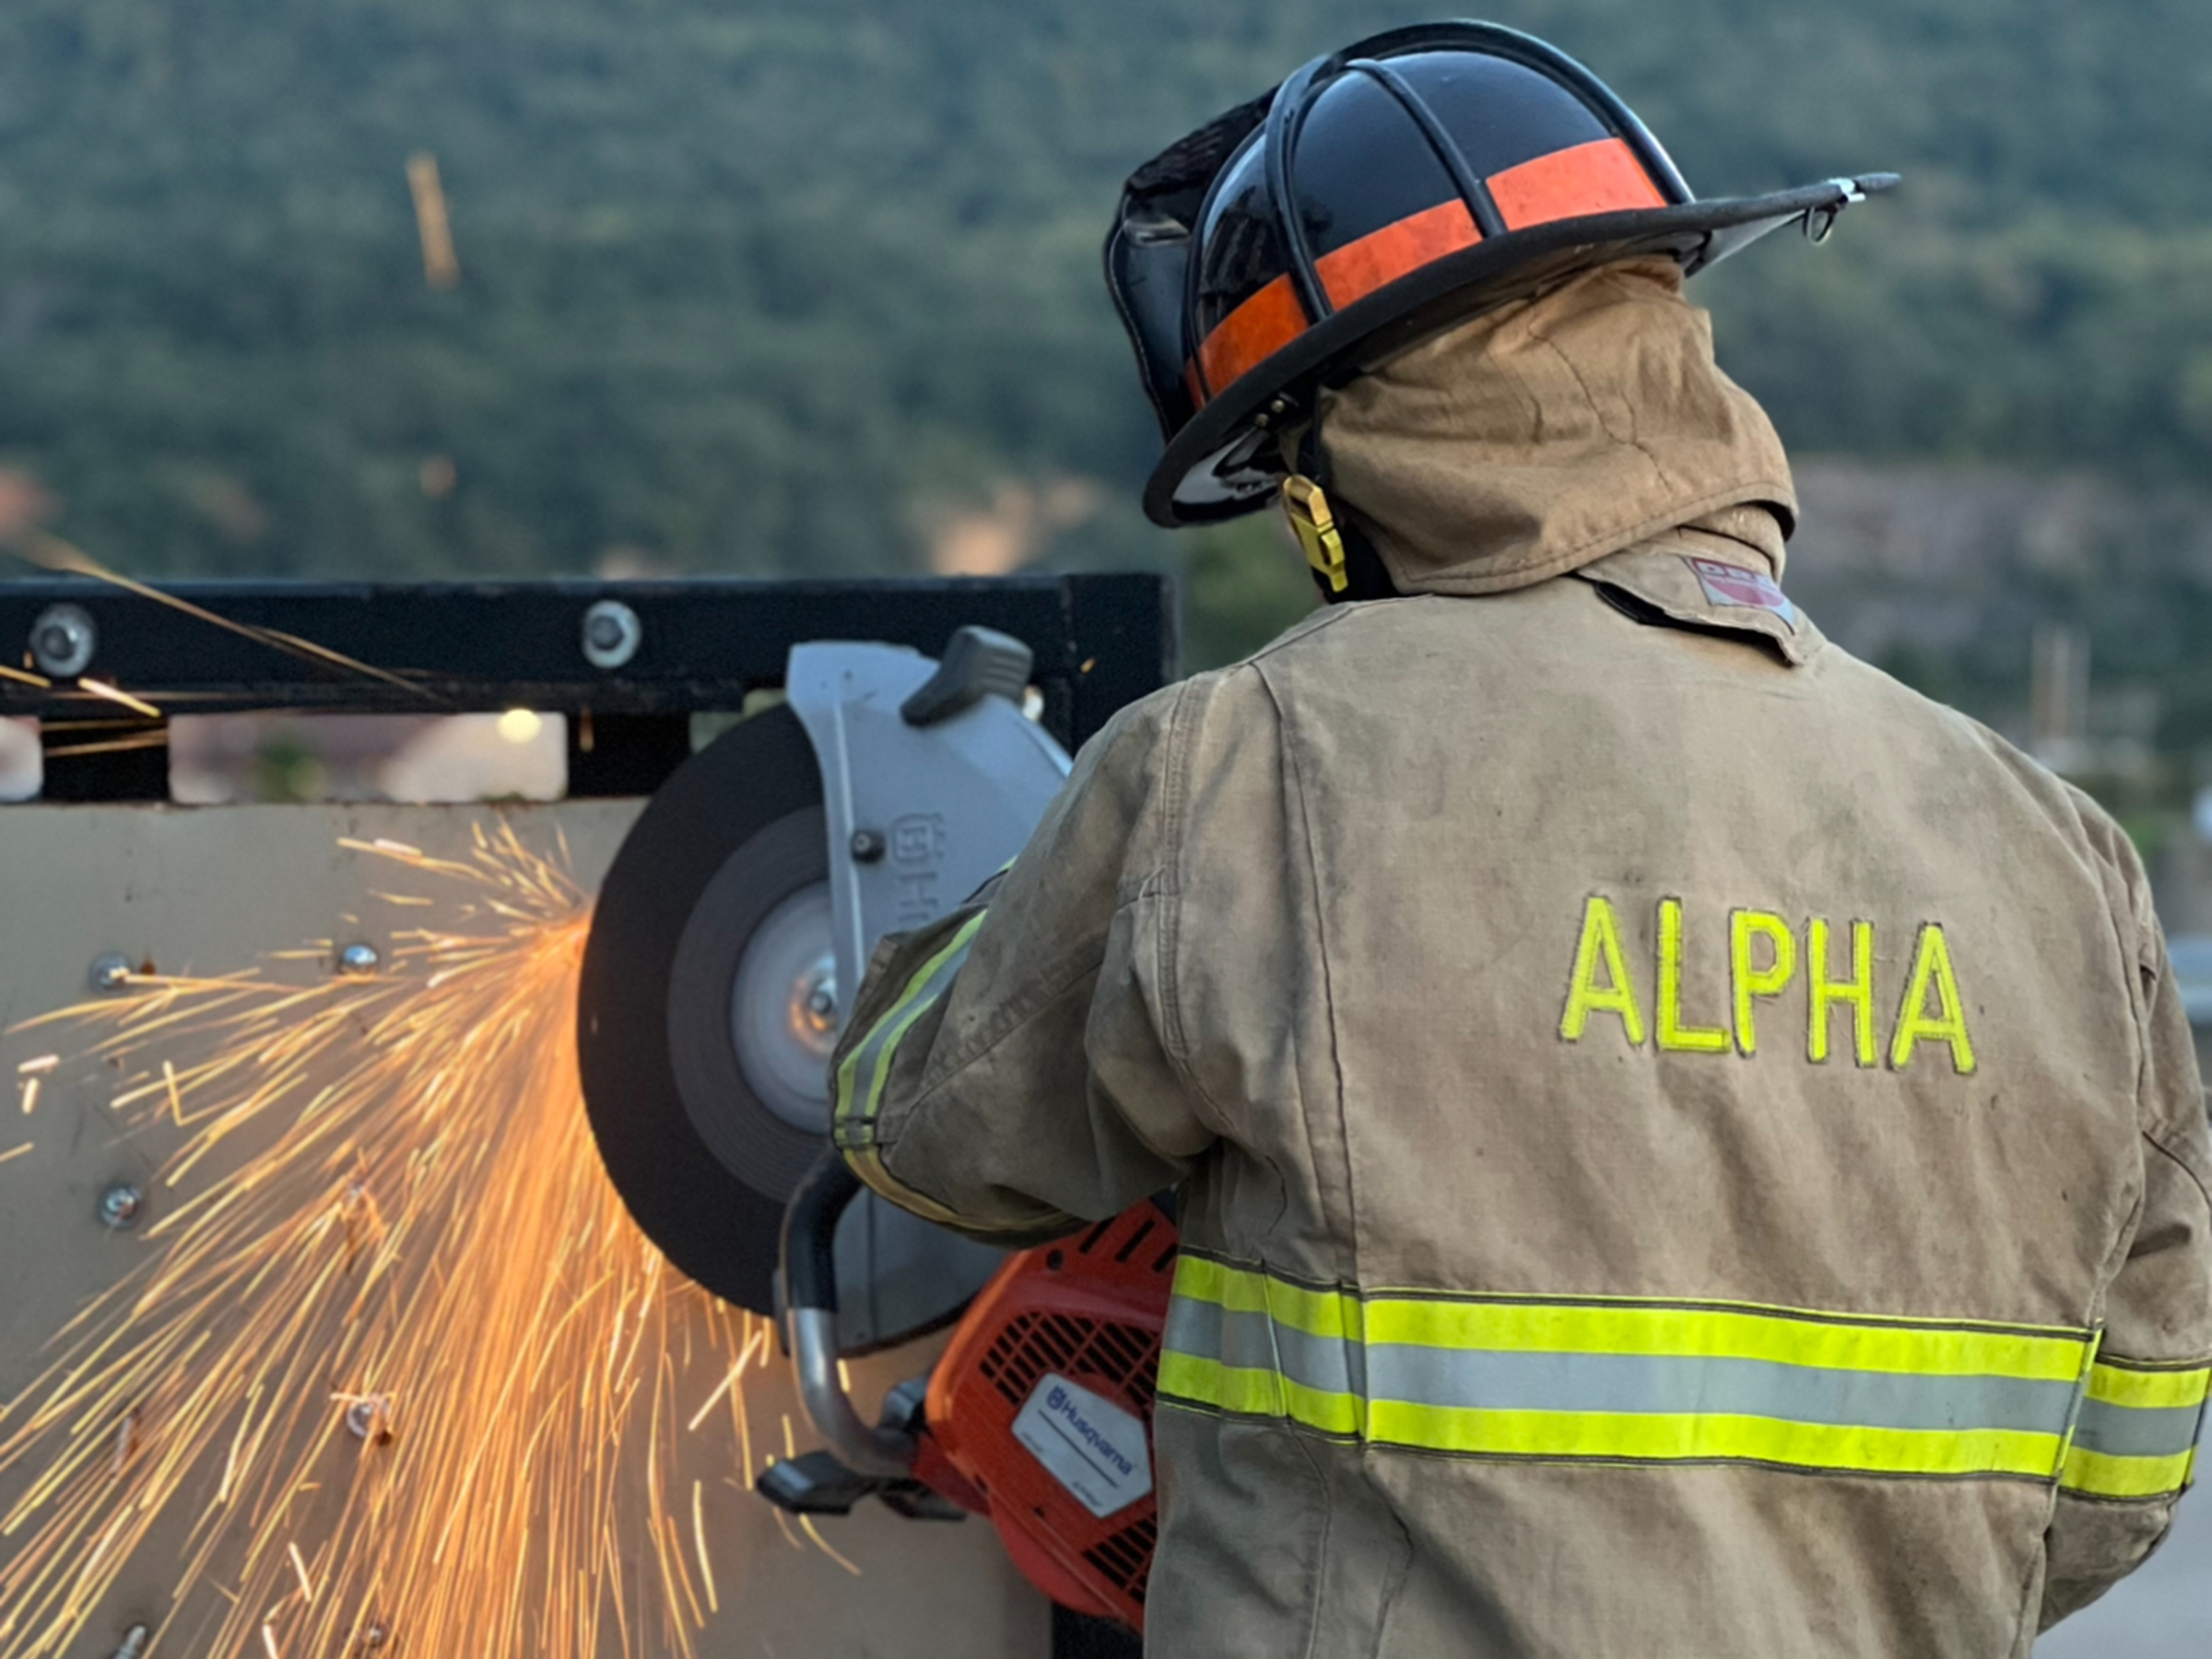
[2041,844,2212,1630]
[828,676,1221,1246]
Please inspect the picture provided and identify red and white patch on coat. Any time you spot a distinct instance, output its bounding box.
[1684,557,1796,630]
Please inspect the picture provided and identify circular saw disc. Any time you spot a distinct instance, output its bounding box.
[578,706,839,1319]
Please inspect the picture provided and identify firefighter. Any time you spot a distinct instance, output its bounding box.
[833,23,2211,1655]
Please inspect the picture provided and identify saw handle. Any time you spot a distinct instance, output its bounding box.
[780,1148,858,1317]
[778,1150,919,1478]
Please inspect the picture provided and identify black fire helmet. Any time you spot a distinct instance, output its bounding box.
[1106,20,1898,530]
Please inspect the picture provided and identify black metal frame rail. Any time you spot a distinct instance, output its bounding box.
[0,574,1178,803]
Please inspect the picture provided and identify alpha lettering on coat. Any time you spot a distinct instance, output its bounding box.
[1807,917,1877,1067]
[1889,924,1977,1074]
[1656,899,1731,1053]
[1559,895,1647,1047]
[1559,897,1977,1075]
[1730,910,1796,1055]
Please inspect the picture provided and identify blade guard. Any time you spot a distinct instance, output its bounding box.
[787,632,1069,1007]
[783,635,1073,1354]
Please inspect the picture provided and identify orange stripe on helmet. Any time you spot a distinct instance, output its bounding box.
[1488,136,1665,230]
[1194,275,1307,403]
[1316,199,1482,311]
[1187,136,1665,406]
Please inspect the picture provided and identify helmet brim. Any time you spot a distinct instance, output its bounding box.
[1143,174,1897,528]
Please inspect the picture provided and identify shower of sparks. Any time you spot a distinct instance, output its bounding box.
[0,824,794,1659]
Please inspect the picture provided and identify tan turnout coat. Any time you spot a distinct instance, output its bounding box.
[832,264,2212,1656]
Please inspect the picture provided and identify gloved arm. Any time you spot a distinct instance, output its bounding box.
[829,677,1220,1245]
[2041,871,2212,1629]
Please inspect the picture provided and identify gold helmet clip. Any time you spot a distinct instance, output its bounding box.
[1280,475,1348,595]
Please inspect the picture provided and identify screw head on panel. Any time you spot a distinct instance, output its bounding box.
[346,1395,395,1445]
[29,604,96,678]
[99,1184,143,1230]
[90,954,134,994]
[582,600,642,671]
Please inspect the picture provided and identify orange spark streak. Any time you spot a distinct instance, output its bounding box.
[684,1367,741,1434]
[799,1514,862,1576]
[691,1480,717,1615]
[74,680,163,721]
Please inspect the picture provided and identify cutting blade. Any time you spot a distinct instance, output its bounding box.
[578,707,835,1317]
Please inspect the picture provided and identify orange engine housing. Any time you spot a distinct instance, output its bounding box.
[924,1201,1177,1631]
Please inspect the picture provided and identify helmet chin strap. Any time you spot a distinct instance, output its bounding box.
[1279,417,1402,605]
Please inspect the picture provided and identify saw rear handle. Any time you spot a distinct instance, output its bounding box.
[776,1150,923,1479]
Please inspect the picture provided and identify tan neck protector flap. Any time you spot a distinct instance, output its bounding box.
[1318,259,1798,597]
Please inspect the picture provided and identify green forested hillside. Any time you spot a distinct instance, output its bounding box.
[1,0,2209,622]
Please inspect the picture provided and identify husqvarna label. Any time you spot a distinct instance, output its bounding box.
[1012,1372,1151,1519]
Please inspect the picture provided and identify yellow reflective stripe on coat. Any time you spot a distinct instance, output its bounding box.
[829,910,1057,1235]
[831,911,988,1143]
[1159,1256,2099,1479]
[2060,1359,2211,1500]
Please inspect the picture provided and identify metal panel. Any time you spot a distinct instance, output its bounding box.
[0,801,1049,1658]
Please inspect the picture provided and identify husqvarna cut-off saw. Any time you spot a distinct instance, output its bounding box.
[576,629,1170,1634]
